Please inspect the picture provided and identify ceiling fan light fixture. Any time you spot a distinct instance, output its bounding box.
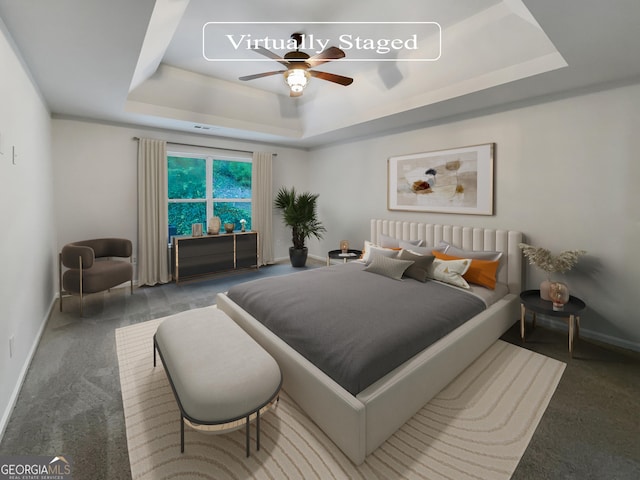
[284,68,310,93]
[240,32,353,96]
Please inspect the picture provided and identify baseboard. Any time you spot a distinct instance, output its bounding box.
[534,316,640,353]
[273,254,327,265]
[55,281,137,300]
[0,296,55,440]
[307,253,327,263]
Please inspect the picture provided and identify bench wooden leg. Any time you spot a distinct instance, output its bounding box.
[245,415,250,457]
[256,409,261,452]
[181,415,185,453]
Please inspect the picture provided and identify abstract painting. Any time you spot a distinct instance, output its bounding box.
[388,143,494,215]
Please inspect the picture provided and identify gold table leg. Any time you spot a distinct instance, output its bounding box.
[568,314,575,356]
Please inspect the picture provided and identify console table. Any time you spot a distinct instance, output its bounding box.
[172,231,258,283]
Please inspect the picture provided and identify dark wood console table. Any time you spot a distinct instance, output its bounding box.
[172,231,258,283]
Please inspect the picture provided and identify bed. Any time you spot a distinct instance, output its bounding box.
[216,219,522,464]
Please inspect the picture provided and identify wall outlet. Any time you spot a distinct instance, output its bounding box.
[9,335,14,358]
[132,256,137,264]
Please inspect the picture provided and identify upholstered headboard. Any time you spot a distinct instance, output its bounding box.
[370,219,523,294]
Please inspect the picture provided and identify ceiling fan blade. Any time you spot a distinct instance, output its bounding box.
[239,70,286,81]
[306,46,346,67]
[251,47,289,68]
[309,70,353,86]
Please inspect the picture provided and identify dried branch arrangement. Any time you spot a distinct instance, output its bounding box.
[519,243,586,274]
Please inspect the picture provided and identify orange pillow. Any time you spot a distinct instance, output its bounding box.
[432,251,499,289]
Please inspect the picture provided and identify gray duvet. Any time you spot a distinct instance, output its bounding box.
[226,262,485,395]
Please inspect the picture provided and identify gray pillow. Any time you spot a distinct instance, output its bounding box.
[364,255,414,280]
[403,244,433,256]
[438,241,503,261]
[397,249,435,282]
[365,246,399,265]
[380,234,424,249]
[398,239,426,249]
[378,233,401,248]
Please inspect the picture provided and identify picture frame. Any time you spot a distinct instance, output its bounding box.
[388,143,494,215]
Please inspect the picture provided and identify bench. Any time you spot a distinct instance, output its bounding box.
[153,307,282,456]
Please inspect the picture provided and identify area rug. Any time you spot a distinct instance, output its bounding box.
[116,306,565,480]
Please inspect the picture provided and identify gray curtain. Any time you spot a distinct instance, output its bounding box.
[137,138,171,286]
[252,152,274,265]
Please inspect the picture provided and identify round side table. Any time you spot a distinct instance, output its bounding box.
[326,249,362,266]
[520,289,586,356]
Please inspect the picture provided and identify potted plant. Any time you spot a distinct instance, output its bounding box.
[274,186,326,267]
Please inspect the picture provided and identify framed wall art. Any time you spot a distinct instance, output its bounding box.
[388,143,494,215]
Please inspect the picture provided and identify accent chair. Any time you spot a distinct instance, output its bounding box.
[59,238,133,315]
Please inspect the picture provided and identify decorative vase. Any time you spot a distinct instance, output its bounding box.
[207,216,221,235]
[540,278,552,300]
[224,223,235,233]
[549,281,570,311]
[191,223,203,237]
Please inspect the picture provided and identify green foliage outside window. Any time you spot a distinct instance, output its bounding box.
[168,156,251,237]
[168,202,207,236]
[214,202,251,229]
[168,157,205,199]
[213,160,251,197]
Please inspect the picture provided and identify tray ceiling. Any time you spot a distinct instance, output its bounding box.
[1,0,639,148]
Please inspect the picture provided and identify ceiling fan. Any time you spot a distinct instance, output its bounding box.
[239,33,354,97]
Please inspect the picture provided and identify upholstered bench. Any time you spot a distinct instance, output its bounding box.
[153,307,282,457]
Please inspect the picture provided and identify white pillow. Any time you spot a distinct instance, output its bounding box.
[427,258,471,289]
[364,255,414,280]
[361,240,376,263]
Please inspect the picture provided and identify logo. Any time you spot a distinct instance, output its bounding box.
[203,22,441,62]
[0,455,72,480]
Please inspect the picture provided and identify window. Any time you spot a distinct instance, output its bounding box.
[168,154,251,237]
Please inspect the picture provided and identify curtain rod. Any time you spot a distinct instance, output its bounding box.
[132,137,277,156]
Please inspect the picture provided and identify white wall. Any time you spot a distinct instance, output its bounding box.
[0,19,55,433]
[308,82,640,351]
[51,119,310,269]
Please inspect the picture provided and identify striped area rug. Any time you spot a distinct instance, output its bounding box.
[116,306,565,480]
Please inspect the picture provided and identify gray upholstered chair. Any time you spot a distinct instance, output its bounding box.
[59,238,133,315]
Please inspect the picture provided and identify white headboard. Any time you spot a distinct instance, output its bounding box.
[371,219,523,294]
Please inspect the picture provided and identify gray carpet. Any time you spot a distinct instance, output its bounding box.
[1,261,639,479]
